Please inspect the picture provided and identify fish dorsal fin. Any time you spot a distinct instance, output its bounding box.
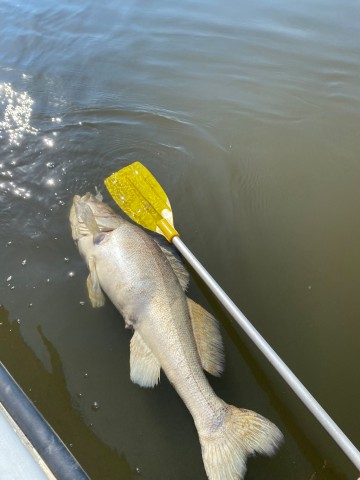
[160,245,189,290]
[187,298,224,377]
[150,232,190,291]
[130,331,161,388]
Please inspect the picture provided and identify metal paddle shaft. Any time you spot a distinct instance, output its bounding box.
[172,235,360,472]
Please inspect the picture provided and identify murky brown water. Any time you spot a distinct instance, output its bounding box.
[1,0,359,479]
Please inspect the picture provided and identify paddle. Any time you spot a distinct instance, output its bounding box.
[105,161,360,473]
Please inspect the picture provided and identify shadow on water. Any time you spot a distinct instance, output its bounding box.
[0,304,136,480]
[189,266,350,480]
[220,315,348,480]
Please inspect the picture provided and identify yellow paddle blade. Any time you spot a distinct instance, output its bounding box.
[104,162,179,242]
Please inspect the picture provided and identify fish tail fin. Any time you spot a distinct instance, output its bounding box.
[199,404,283,480]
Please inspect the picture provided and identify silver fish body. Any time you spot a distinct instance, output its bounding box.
[70,192,283,480]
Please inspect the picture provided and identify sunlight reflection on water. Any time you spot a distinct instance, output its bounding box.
[0,83,38,146]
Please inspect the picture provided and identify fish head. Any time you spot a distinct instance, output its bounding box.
[69,191,123,241]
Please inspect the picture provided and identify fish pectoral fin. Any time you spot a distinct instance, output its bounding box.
[187,298,225,377]
[130,331,161,388]
[75,200,100,236]
[86,256,105,308]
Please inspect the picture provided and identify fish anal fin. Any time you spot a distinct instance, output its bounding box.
[130,331,161,388]
[87,256,105,307]
[187,298,224,377]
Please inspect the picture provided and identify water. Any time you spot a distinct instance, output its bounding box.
[1,0,359,478]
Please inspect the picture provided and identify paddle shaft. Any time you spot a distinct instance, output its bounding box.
[172,235,360,472]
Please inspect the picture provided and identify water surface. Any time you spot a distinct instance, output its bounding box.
[1,0,359,479]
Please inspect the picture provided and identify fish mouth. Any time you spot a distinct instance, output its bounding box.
[69,191,123,241]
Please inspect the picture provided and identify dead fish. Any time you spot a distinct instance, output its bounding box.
[69,191,283,480]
